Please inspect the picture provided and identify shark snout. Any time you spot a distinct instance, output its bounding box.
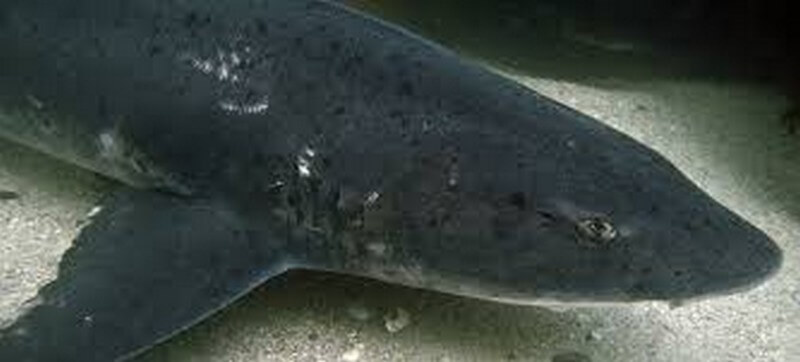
[681,210,781,297]
[621,199,783,301]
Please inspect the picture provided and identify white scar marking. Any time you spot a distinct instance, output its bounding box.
[219,98,270,115]
[297,159,311,177]
[98,130,121,159]
[185,50,243,83]
[296,146,316,178]
[365,191,380,206]
[183,49,271,115]
[26,94,44,110]
[366,242,389,257]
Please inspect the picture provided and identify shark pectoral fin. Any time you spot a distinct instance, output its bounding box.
[0,190,287,362]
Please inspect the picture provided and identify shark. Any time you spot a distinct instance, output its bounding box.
[0,0,782,361]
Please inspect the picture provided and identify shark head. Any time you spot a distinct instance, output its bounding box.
[322,64,782,304]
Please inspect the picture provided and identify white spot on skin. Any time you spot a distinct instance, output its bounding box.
[566,139,577,149]
[94,129,190,194]
[296,147,317,178]
[447,176,458,187]
[76,205,104,228]
[230,52,241,66]
[86,205,103,219]
[182,50,274,115]
[98,130,121,159]
[297,158,311,177]
[447,162,459,187]
[185,51,242,83]
[190,58,214,74]
[218,64,230,81]
[364,191,380,206]
[423,120,432,132]
[26,95,44,110]
[366,242,388,257]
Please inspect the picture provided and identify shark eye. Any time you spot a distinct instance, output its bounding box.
[575,217,618,247]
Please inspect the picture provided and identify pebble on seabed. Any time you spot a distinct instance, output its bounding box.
[383,307,411,333]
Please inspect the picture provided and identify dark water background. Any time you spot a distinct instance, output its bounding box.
[345,0,797,93]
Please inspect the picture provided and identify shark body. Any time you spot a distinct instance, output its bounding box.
[0,0,781,360]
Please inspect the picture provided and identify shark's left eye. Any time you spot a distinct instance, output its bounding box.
[575,217,618,247]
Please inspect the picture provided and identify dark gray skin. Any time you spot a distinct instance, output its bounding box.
[0,0,782,361]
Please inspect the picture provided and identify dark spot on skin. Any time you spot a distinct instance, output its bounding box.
[536,210,557,224]
[183,12,198,28]
[386,52,403,63]
[148,44,163,56]
[321,157,332,167]
[492,218,512,240]
[90,36,107,58]
[182,11,211,34]
[27,21,40,34]
[552,351,592,362]
[255,19,268,35]
[38,116,57,134]
[641,266,653,275]
[287,192,300,207]
[307,332,319,341]
[673,269,685,277]
[398,81,414,97]
[427,217,438,228]
[575,217,617,247]
[329,40,341,53]
[0,190,21,201]
[333,106,346,116]
[508,192,526,210]
[244,88,260,102]
[629,282,647,294]
[683,220,698,232]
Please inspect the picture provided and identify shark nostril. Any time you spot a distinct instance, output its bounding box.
[575,217,618,247]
